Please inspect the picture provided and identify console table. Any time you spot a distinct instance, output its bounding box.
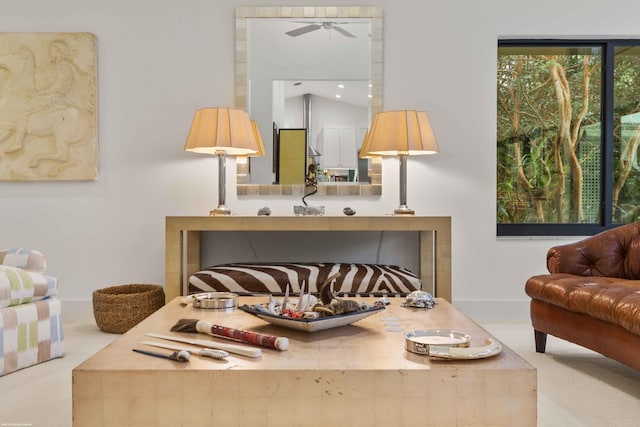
[165,216,451,302]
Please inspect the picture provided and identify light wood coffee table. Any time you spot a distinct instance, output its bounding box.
[73,297,536,426]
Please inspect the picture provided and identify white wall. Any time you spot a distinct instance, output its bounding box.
[3,0,638,320]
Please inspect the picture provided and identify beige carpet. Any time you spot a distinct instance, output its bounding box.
[0,302,639,426]
[482,322,640,427]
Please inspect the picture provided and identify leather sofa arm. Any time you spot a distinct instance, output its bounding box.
[546,221,640,279]
[0,248,47,273]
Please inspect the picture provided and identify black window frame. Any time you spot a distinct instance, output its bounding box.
[497,38,640,237]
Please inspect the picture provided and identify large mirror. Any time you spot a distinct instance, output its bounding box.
[235,6,382,196]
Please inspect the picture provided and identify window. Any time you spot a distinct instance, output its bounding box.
[497,40,640,236]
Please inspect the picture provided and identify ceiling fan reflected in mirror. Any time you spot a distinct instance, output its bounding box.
[286,21,356,38]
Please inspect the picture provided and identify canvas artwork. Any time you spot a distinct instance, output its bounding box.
[0,32,98,181]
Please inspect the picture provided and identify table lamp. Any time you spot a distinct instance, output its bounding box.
[249,120,267,157]
[359,110,439,215]
[185,108,262,216]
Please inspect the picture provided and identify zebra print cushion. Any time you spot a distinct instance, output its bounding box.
[188,263,422,296]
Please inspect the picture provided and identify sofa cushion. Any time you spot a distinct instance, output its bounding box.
[0,248,46,274]
[189,262,422,296]
[525,273,640,335]
[0,265,58,309]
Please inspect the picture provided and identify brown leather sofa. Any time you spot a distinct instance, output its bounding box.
[525,221,640,371]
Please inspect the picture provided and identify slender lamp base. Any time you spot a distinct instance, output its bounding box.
[210,153,231,216]
[210,207,231,216]
[394,153,415,216]
[394,206,415,216]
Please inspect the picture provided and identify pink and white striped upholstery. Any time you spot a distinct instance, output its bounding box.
[0,297,64,376]
[0,248,64,376]
[0,248,47,273]
[0,265,58,309]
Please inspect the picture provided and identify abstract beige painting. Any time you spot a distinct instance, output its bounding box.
[0,32,98,181]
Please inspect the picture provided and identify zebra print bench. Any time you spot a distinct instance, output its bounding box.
[188,262,422,297]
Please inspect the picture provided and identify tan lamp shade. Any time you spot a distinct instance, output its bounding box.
[360,110,439,156]
[249,120,266,157]
[184,107,260,156]
[358,130,371,158]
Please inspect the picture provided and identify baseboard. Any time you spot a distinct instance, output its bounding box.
[60,298,94,319]
[452,299,531,322]
[61,298,91,307]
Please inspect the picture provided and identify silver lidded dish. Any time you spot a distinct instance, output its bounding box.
[405,329,471,355]
[191,292,238,309]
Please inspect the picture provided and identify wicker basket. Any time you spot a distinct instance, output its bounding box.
[93,284,165,333]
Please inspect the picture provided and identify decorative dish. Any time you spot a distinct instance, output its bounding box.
[239,304,385,332]
[191,292,238,309]
[428,338,502,360]
[405,329,471,355]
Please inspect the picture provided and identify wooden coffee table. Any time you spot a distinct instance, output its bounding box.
[73,297,536,426]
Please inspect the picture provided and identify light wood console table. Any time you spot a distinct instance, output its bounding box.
[165,216,451,302]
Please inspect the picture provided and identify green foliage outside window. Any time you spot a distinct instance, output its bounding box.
[497,42,640,232]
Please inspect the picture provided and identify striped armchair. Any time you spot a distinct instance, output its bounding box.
[0,248,65,376]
